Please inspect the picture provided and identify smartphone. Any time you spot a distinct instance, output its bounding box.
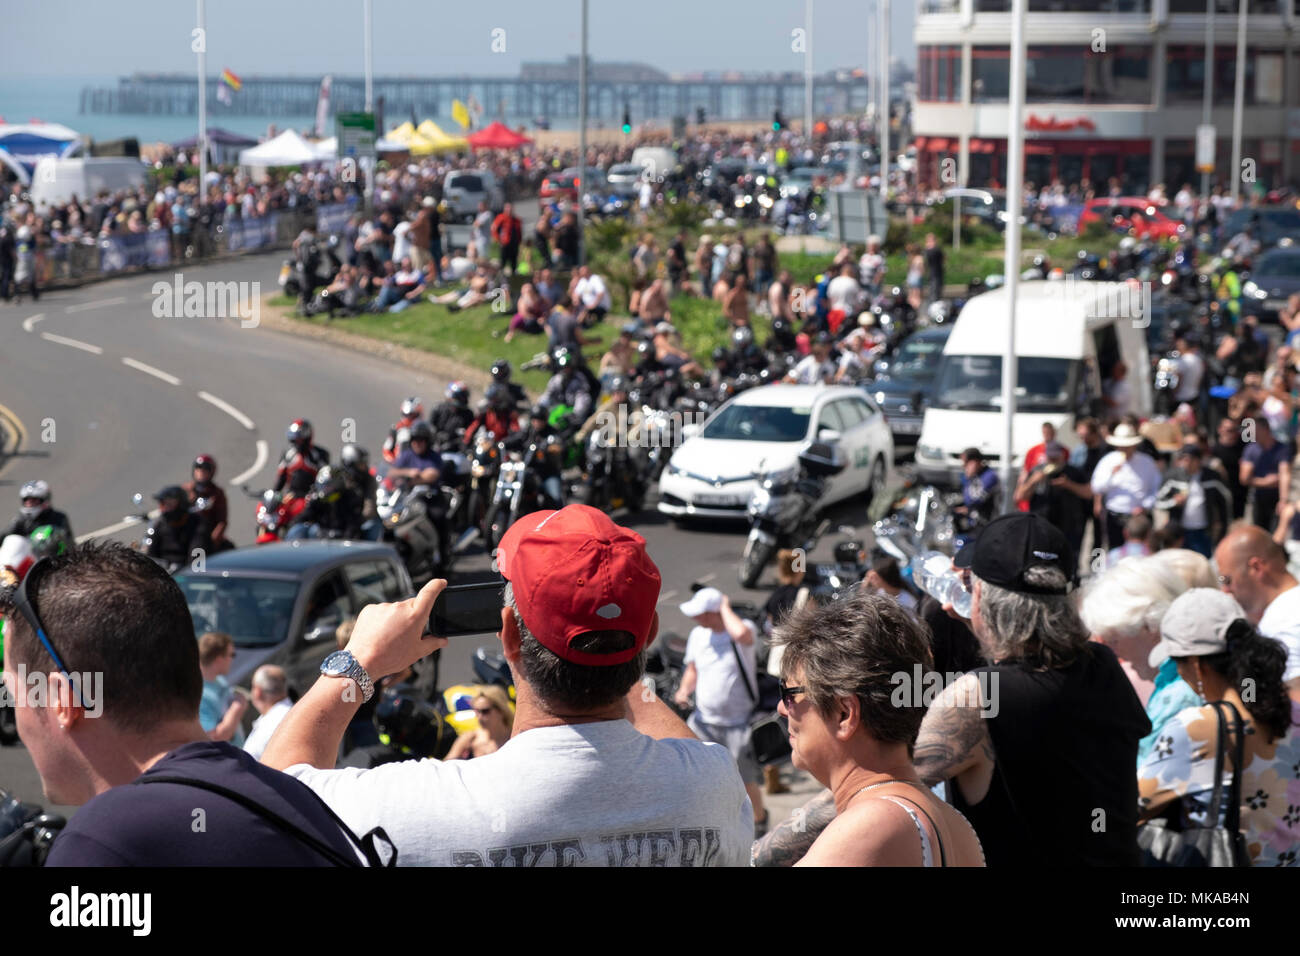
[429,580,505,637]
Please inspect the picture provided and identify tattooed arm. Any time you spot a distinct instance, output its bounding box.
[750,789,837,867]
[913,673,995,788]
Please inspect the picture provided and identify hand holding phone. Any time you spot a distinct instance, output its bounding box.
[429,579,506,638]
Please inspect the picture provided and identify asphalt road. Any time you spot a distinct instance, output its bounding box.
[0,247,876,818]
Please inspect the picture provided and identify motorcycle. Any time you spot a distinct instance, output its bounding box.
[375,479,453,586]
[1153,351,1182,418]
[242,486,306,544]
[0,789,64,867]
[869,477,961,575]
[572,425,647,513]
[739,442,845,589]
[482,431,565,550]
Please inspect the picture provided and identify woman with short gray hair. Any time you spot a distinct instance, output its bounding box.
[1079,552,1206,766]
[768,591,984,866]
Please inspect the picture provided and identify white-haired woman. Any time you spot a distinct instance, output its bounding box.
[1079,550,1206,766]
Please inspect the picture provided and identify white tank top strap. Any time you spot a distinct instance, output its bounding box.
[852,782,943,868]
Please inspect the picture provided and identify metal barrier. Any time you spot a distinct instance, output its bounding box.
[33,200,358,288]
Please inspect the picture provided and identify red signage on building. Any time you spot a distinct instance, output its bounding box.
[1025,115,1097,133]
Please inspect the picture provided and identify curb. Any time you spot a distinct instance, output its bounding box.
[255,294,495,391]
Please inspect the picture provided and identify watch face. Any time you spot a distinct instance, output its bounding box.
[321,650,352,677]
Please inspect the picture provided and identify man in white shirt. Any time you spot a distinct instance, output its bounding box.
[244,665,293,761]
[1173,333,1206,406]
[262,505,753,866]
[858,235,885,296]
[573,265,611,325]
[826,262,863,317]
[1091,422,1162,550]
[673,587,767,832]
[786,333,838,385]
[1213,523,1300,696]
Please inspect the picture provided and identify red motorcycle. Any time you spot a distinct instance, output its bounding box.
[244,487,308,544]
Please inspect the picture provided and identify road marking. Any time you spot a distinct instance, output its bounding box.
[122,357,181,386]
[77,511,156,544]
[231,439,270,486]
[196,391,256,430]
[698,572,716,583]
[39,332,102,354]
[65,296,126,313]
[0,400,27,479]
[658,589,679,605]
[21,313,45,332]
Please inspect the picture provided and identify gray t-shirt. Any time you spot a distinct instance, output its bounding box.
[285,719,753,866]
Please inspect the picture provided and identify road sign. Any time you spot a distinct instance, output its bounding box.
[336,111,376,159]
[829,187,887,244]
[1195,124,1216,174]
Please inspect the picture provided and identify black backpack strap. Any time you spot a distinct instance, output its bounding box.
[140,775,395,867]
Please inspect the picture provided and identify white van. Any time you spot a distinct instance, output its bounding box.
[441,169,503,222]
[914,280,1152,486]
[30,157,147,210]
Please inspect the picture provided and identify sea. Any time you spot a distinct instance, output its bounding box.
[0,74,597,145]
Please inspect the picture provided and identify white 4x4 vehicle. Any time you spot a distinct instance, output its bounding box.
[442,170,504,222]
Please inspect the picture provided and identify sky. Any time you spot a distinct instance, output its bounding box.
[0,0,917,77]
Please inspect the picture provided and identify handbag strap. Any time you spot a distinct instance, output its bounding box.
[140,774,394,867]
[727,637,759,705]
[1211,700,1247,837]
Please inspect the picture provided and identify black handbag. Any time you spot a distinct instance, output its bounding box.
[728,638,791,766]
[1137,700,1252,868]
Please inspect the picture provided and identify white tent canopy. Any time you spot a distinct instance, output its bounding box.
[238,129,323,167]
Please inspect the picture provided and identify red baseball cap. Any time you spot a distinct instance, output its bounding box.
[496,505,661,666]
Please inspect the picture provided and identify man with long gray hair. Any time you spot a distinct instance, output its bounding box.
[911,514,1151,866]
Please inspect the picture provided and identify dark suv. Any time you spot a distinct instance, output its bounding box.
[863,325,952,455]
[174,540,413,696]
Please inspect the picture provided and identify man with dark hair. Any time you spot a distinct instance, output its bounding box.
[0,542,371,866]
[263,505,753,866]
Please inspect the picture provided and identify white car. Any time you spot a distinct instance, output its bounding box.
[657,384,894,522]
[442,169,504,221]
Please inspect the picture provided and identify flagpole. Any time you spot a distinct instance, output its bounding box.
[1002,0,1027,512]
[578,0,588,267]
[196,0,207,191]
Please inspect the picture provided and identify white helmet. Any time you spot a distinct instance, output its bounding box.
[19,479,50,518]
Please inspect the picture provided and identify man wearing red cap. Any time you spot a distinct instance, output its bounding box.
[263,505,754,866]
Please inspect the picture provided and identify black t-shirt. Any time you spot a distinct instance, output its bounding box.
[1026,463,1089,541]
[763,584,803,630]
[44,741,364,866]
[1212,440,1245,506]
[948,643,1151,867]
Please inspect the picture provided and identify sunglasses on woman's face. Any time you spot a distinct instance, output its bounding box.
[779,682,806,708]
[473,706,495,717]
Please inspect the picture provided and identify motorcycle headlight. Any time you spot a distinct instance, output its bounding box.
[749,487,771,511]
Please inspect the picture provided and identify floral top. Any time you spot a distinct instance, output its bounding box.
[1138,698,1300,867]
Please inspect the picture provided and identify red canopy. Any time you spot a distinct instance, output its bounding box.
[467,121,533,150]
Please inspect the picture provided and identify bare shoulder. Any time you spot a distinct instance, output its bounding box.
[798,798,924,867]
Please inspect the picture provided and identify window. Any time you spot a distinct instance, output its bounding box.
[932,356,1079,412]
[918,46,962,102]
[834,398,868,429]
[1165,45,1271,105]
[1025,46,1151,104]
[302,571,351,642]
[972,48,1010,103]
[345,560,406,607]
[702,405,811,442]
[816,402,847,435]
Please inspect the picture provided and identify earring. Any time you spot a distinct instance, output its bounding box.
[1197,678,1205,700]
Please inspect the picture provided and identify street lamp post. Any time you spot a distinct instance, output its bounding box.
[196,0,207,191]
[578,0,588,267]
[1002,0,1027,511]
[1230,0,1247,207]
[1200,0,1214,201]
[804,0,814,140]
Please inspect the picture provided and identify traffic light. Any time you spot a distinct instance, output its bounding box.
[772,109,784,132]
[622,104,632,135]
[696,106,706,125]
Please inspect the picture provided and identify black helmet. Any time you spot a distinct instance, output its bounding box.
[530,402,550,422]
[154,485,187,511]
[608,375,629,395]
[287,418,313,446]
[341,444,368,468]
[711,346,729,365]
[485,382,511,410]
[490,358,512,381]
[635,340,653,357]
[552,346,576,369]
[314,466,343,494]
[732,326,754,348]
[408,420,434,443]
[446,381,470,406]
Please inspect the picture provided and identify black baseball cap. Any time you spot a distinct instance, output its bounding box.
[969,513,1074,594]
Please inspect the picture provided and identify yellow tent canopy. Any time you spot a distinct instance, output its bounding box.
[417,120,469,152]
[385,120,467,155]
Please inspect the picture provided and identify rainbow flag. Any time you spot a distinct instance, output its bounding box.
[220,69,242,91]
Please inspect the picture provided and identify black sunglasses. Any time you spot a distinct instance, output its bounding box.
[779,682,806,708]
[8,558,85,708]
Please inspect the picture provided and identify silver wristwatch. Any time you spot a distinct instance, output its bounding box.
[320,650,374,703]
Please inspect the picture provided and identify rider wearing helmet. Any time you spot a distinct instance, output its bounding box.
[540,346,596,427]
[729,324,766,376]
[383,397,426,463]
[464,382,521,446]
[288,465,365,540]
[389,420,451,573]
[429,381,476,450]
[574,374,644,449]
[274,419,331,494]
[4,480,73,541]
[143,485,202,569]
[490,358,528,409]
[183,454,232,553]
[338,444,380,537]
[503,403,567,509]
